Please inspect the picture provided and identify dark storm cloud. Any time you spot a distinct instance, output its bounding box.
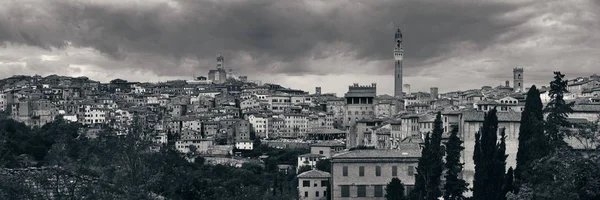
[0,0,533,76]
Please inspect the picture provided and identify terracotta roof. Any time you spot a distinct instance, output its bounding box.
[333,146,421,159]
[308,129,346,134]
[475,100,500,105]
[566,118,591,124]
[462,111,521,122]
[299,153,326,158]
[297,169,331,179]
[311,141,345,147]
[572,104,600,112]
[418,114,436,122]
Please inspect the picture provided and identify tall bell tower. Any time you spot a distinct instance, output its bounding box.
[394,28,404,99]
[513,67,524,92]
[216,54,224,70]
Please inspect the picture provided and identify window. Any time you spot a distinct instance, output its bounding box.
[303,180,310,187]
[316,191,319,197]
[408,166,415,175]
[319,150,324,155]
[305,191,308,197]
[341,186,350,197]
[321,180,328,187]
[343,166,348,176]
[359,166,365,176]
[392,166,398,176]
[376,166,381,176]
[357,185,367,197]
[374,185,383,197]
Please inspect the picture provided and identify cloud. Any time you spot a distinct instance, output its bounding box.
[0,0,599,95]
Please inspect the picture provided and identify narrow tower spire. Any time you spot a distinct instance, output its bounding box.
[394,28,404,99]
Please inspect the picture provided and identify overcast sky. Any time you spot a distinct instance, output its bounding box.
[1,0,599,95]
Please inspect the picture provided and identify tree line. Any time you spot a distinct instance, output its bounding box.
[0,115,305,199]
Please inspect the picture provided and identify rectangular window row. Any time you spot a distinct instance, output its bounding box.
[340,185,384,197]
[342,165,414,177]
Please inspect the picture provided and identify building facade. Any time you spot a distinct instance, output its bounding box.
[343,83,377,128]
[298,169,331,200]
[331,147,420,200]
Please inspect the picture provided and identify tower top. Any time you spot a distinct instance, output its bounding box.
[395,28,402,39]
[513,67,523,72]
[216,54,224,69]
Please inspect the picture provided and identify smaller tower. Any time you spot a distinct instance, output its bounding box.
[403,84,411,96]
[315,87,322,95]
[505,80,510,87]
[216,54,224,70]
[430,87,438,100]
[513,67,524,92]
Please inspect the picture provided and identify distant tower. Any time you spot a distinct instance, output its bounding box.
[217,54,224,70]
[430,87,438,100]
[315,87,322,95]
[394,28,404,99]
[513,67,524,92]
[505,80,510,87]
[403,84,411,95]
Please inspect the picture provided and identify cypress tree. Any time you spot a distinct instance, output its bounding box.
[427,112,444,200]
[473,108,507,200]
[515,85,548,181]
[411,133,430,200]
[543,71,573,149]
[472,130,482,199]
[443,128,468,200]
[385,178,407,200]
[493,129,507,200]
[503,167,514,198]
[412,112,444,200]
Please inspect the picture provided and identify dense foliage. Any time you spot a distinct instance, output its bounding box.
[0,118,301,200]
[543,71,574,149]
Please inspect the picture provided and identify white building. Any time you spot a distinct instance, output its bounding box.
[241,97,261,110]
[235,141,254,150]
[297,153,326,172]
[62,115,78,122]
[248,114,269,138]
[268,95,292,113]
[82,107,108,125]
[283,113,309,135]
[298,169,331,200]
[176,139,214,154]
[0,92,7,111]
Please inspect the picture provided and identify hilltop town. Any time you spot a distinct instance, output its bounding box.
[1,54,599,199]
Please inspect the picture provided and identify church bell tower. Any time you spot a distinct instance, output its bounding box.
[394,28,404,99]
